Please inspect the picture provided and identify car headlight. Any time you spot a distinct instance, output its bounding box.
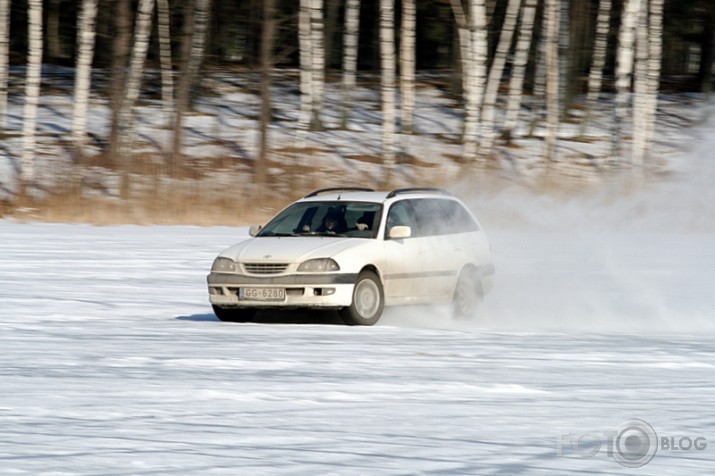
[212,257,236,272]
[297,258,340,272]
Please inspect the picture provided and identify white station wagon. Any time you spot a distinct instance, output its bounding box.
[207,187,494,325]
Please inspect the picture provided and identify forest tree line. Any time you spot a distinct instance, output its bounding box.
[1,0,714,197]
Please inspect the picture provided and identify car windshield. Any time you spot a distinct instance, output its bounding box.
[258,201,383,239]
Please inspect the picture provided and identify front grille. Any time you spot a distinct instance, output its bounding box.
[242,263,289,275]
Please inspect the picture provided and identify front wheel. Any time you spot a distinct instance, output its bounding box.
[212,305,256,323]
[452,269,483,318]
[339,270,384,326]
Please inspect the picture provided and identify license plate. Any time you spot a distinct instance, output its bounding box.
[239,287,286,301]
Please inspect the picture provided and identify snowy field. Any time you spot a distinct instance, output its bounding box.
[2,204,715,475]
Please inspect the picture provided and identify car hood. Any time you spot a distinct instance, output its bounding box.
[219,236,367,263]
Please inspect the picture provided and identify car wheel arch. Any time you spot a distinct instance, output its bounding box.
[455,264,483,295]
[359,264,383,285]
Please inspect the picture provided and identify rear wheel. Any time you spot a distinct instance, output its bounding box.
[339,270,384,326]
[212,305,256,323]
[452,268,483,318]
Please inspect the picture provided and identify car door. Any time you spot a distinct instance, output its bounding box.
[410,199,462,298]
[381,200,431,303]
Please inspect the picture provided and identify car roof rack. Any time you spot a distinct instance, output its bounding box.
[386,187,452,199]
[304,187,375,198]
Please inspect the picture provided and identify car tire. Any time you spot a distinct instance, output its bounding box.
[212,305,257,323]
[339,270,384,326]
[452,268,483,318]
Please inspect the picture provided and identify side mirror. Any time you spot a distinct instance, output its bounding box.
[248,225,262,237]
[388,225,411,239]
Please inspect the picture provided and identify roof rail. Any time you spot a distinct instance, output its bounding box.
[386,187,452,199]
[304,187,375,198]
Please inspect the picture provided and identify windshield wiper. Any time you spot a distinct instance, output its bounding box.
[295,231,347,237]
[260,232,298,237]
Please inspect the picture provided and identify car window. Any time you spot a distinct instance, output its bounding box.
[435,199,480,233]
[259,201,383,238]
[410,199,453,236]
[405,198,480,236]
[385,200,419,238]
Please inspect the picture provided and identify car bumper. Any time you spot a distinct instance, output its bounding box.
[207,272,357,309]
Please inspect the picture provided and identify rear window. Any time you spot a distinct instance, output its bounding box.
[410,198,479,236]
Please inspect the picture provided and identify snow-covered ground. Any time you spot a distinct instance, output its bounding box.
[2,174,715,474]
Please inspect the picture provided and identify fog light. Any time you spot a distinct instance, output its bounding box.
[314,287,336,296]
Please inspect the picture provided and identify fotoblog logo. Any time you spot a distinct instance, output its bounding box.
[557,419,708,468]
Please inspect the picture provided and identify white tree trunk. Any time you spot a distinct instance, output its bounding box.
[543,0,560,162]
[644,0,664,161]
[341,0,360,129]
[612,0,641,163]
[156,0,174,121]
[528,20,548,137]
[632,0,649,168]
[187,0,211,83]
[558,0,570,113]
[380,0,397,178]
[464,0,488,161]
[503,0,537,140]
[72,0,99,150]
[0,0,10,131]
[309,0,325,131]
[480,0,521,158]
[400,0,416,134]
[581,0,612,136]
[298,0,313,131]
[171,0,210,174]
[118,0,155,161]
[21,0,43,186]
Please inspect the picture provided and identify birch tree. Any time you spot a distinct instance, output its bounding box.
[502,0,537,141]
[309,0,325,131]
[298,0,313,131]
[463,0,488,161]
[380,0,397,180]
[72,0,99,152]
[631,0,664,168]
[21,0,43,191]
[449,0,471,101]
[156,0,174,121]
[400,0,416,134]
[543,0,560,162]
[632,1,649,168]
[118,0,155,197]
[340,0,361,129]
[528,20,548,138]
[580,0,612,136]
[172,0,211,172]
[256,0,276,187]
[612,0,641,163]
[298,0,325,131]
[480,0,521,158]
[644,0,664,161]
[107,0,132,167]
[0,0,10,131]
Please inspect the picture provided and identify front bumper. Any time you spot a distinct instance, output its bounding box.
[207,272,357,309]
